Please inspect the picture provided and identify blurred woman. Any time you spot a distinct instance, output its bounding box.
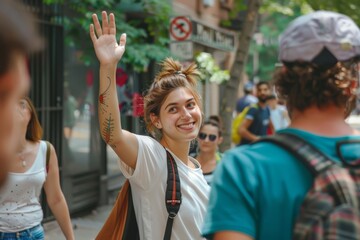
[195,116,223,185]
[0,97,74,240]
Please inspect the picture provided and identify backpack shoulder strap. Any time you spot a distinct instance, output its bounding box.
[164,149,181,240]
[247,103,258,111]
[255,133,334,176]
[45,141,51,173]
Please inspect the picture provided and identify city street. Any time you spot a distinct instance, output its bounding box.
[4,1,358,239]
[43,115,360,240]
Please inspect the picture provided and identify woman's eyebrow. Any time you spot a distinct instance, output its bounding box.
[165,98,195,110]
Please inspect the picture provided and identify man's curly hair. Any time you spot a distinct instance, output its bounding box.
[274,61,359,117]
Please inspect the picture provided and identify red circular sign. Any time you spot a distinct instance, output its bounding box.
[170,16,192,41]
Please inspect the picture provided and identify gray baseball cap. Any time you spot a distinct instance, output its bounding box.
[279,11,360,65]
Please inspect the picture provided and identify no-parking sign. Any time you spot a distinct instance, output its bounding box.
[170,16,192,41]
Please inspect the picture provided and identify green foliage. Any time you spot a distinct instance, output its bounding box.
[261,0,312,15]
[246,8,302,82]
[195,52,230,85]
[247,0,360,82]
[44,0,172,71]
[228,1,248,18]
[304,0,359,25]
[262,0,359,25]
[143,0,172,45]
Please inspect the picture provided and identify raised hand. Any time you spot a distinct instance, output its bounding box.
[90,11,126,65]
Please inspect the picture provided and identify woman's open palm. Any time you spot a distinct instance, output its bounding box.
[90,11,126,65]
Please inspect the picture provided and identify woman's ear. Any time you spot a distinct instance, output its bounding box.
[150,113,162,129]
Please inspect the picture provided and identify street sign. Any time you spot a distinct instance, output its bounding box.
[170,16,192,41]
[170,41,193,60]
[191,20,236,52]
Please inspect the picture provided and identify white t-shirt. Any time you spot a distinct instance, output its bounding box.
[119,135,210,240]
[0,141,47,232]
[270,105,289,130]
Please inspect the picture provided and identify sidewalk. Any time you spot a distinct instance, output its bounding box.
[44,147,123,239]
[44,204,113,240]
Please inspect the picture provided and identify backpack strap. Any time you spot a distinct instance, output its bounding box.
[256,132,359,211]
[163,150,181,240]
[45,141,51,173]
[255,133,334,176]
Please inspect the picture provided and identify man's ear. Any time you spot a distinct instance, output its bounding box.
[150,113,162,129]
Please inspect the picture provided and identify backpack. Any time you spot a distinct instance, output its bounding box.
[96,149,181,240]
[231,104,257,144]
[257,132,360,239]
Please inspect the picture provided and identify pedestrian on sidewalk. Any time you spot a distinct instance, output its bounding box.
[267,94,290,131]
[238,81,274,145]
[195,115,223,185]
[236,82,258,114]
[202,11,360,240]
[0,0,42,187]
[0,97,74,240]
[90,11,209,240]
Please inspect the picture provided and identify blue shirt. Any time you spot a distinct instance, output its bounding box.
[202,128,360,240]
[240,105,270,145]
[236,95,258,113]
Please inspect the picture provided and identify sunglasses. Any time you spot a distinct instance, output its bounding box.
[198,132,217,142]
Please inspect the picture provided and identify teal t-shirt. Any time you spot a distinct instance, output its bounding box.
[202,128,360,240]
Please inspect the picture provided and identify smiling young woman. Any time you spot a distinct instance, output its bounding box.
[90,11,210,240]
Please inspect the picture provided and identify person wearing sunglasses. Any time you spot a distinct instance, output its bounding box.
[195,116,223,185]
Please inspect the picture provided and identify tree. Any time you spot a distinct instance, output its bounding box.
[246,9,301,82]
[220,0,262,150]
[220,0,360,150]
[298,0,359,25]
[44,0,172,71]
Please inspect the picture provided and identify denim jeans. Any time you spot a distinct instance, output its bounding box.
[0,225,44,240]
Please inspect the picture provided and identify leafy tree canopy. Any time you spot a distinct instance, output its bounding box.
[44,0,172,71]
[263,0,359,25]
[245,0,360,82]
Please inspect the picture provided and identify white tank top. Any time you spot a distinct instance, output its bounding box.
[0,141,47,232]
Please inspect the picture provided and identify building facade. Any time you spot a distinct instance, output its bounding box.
[172,0,237,117]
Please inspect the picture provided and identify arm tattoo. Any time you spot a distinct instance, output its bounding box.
[99,76,111,114]
[102,113,115,144]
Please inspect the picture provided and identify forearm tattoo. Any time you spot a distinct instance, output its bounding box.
[102,113,114,144]
[99,76,111,114]
[100,76,115,144]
